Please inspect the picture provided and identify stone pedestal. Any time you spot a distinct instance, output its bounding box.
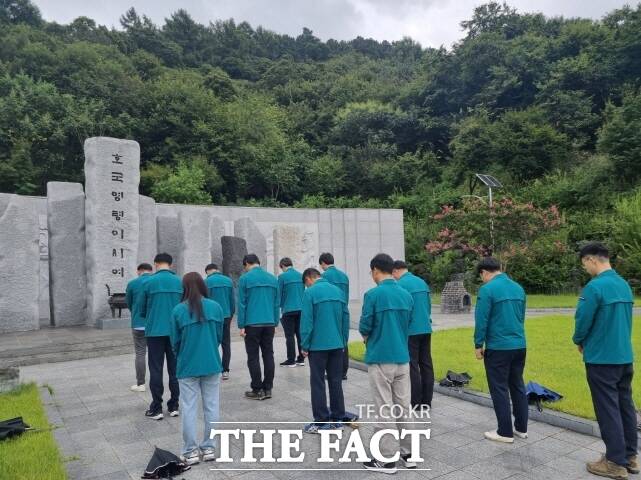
[0,194,40,332]
[84,137,140,328]
[47,182,87,326]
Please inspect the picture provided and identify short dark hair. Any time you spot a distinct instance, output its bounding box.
[319,252,334,265]
[302,267,321,283]
[579,242,609,260]
[243,254,260,266]
[154,253,173,265]
[205,263,218,272]
[393,260,407,270]
[476,257,501,275]
[370,253,394,274]
[137,263,153,272]
[279,257,293,268]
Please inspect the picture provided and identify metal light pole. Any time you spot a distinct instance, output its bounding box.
[472,174,503,255]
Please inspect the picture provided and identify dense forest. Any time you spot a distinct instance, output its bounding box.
[1,0,641,291]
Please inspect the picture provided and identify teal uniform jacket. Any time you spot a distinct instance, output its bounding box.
[474,273,526,350]
[125,273,151,329]
[278,268,304,314]
[322,265,350,303]
[359,278,414,364]
[237,267,279,328]
[206,272,235,319]
[169,298,224,378]
[141,269,183,337]
[300,278,350,351]
[397,271,432,336]
[573,269,634,364]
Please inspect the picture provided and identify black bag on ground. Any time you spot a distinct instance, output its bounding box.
[142,446,191,479]
[439,370,472,387]
[0,417,31,441]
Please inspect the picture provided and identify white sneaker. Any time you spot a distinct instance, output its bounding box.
[169,410,179,417]
[130,384,145,392]
[222,372,230,380]
[181,450,200,465]
[201,447,216,462]
[484,430,514,443]
[514,430,528,439]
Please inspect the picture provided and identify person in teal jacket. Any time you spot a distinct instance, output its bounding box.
[359,253,414,474]
[393,260,434,410]
[141,253,183,420]
[278,257,305,367]
[474,257,528,444]
[125,263,153,392]
[573,242,637,479]
[205,263,235,380]
[237,254,279,400]
[300,268,349,433]
[169,272,224,466]
[319,252,350,379]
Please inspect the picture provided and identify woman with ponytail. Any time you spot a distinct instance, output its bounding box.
[169,272,224,465]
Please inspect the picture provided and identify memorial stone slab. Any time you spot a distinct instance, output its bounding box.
[38,213,51,327]
[221,236,247,287]
[178,208,212,276]
[137,195,157,265]
[84,137,140,328]
[157,215,179,265]
[210,216,225,268]
[234,217,266,266]
[272,224,318,274]
[0,194,40,333]
[47,182,87,326]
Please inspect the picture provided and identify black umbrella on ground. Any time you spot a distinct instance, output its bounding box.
[142,446,191,479]
[438,370,472,388]
[0,417,31,441]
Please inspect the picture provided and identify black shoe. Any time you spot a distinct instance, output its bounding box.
[363,460,396,474]
[245,390,265,400]
[342,375,348,381]
[280,360,297,368]
[295,357,305,366]
[145,409,163,420]
[400,454,417,469]
[263,390,272,399]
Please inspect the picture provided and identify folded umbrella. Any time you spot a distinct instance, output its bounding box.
[439,370,472,388]
[0,417,31,441]
[142,446,191,479]
[526,381,563,412]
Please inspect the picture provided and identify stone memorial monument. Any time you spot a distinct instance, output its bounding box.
[47,182,87,326]
[234,217,267,266]
[0,194,40,333]
[221,236,248,286]
[0,136,405,333]
[84,137,140,328]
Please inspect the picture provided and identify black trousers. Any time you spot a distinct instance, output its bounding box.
[586,363,638,466]
[221,317,232,372]
[147,336,179,412]
[408,333,434,408]
[484,348,528,437]
[244,326,275,391]
[309,348,345,422]
[281,311,303,362]
[343,345,349,377]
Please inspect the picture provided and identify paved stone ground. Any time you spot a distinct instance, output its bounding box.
[20,334,610,480]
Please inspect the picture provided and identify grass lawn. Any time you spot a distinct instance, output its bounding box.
[431,293,641,308]
[0,383,67,480]
[349,315,641,420]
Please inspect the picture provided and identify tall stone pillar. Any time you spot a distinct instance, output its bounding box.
[0,194,40,332]
[137,195,157,265]
[84,137,140,328]
[47,182,87,326]
[177,208,212,276]
[234,217,266,266]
